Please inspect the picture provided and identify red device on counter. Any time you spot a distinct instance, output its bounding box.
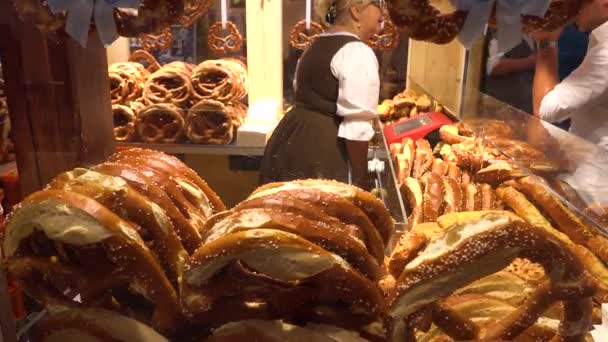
[383,111,453,145]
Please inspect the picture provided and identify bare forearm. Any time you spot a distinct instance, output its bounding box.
[533,46,559,115]
[490,56,536,76]
[345,139,369,188]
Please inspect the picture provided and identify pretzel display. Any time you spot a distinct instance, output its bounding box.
[181,0,213,27]
[249,179,394,245]
[367,20,400,51]
[235,188,385,264]
[112,104,137,142]
[207,21,244,55]
[136,103,186,143]
[140,27,174,52]
[129,49,162,73]
[387,0,583,44]
[14,0,186,37]
[387,211,596,341]
[3,189,183,332]
[186,99,237,144]
[191,59,249,103]
[110,147,226,215]
[290,20,325,50]
[143,62,194,107]
[108,62,149,105]
[181,228,384,328]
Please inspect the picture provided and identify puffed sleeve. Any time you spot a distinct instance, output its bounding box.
[331,41,380,141]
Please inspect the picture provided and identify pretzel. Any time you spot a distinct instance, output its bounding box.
[208,21,244,55]
[430,158,448,177]
[186,99,236,144]
[489,137,546,162]
[143,61,194,107]
[46,168,189,285]
[457,119,514,139]
[290,20,325,50]
[181,0,213,27]
[474,160,525,185]
[367,20,400,51]
[112,104,137,142]
[412,139,433,178]
[129,49,161,73]
[387,0,582,44]
[234,188,385,264]
[16,0,186,37]
[441,177,461,215]
[191,59,248,103]
[387,211,596,341]
[31,303,169,342]
[400,177,424,229]
[108,62,149,105]
[200,207,381,281]
[181,229,384,328]
[140,27,174,52]
[421,173,444,223]
[136,104,185,143]
[249,179,394,245]
[110,147,226,215]
[3,189,182,332]
[92,162,204,254]
[439,124,474,145]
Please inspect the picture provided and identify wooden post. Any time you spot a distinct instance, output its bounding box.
[0,0,115,196]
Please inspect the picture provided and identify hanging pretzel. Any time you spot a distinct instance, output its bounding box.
[387,211,596,341]
[367,20,400,51]
[290,20,325,50]
[181,0,214,27]
[140,27,174,52]
[129,50,162,73]
[207,21,244,55]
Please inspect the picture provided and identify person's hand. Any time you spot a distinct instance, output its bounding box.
[531,28,563,42]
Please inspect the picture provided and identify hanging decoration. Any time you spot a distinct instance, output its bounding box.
[181,0,214,27]
[207,0,244,54]
[289,0,324,50]
[140,27,175,52]
[367,20,400,51]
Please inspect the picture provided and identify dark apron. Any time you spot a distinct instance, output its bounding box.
[259,105,349,184]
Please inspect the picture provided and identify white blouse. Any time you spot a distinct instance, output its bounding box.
[294,32,380,141]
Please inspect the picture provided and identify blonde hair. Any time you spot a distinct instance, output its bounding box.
[314,0,374,27]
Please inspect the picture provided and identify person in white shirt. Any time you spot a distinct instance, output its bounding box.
[533,0,608,149]
[260,0,382,188]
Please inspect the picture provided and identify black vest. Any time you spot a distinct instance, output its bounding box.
[295,35,360,115]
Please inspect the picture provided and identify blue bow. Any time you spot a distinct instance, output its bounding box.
[452,0,550,53]
[47,0,140,47]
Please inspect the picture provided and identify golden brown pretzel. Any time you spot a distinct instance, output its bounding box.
[15,0,185,38]
[181,0,213,27]
[143,61,194,107]
[367,20,400,51]
[140,27,174,52]
[439,124,474,145]
[191,59,249,103]
[186,99,237,145]
[387,211,596,341]
[457,119,514,139]
[136,104,185,143]
[108,62,149,105]
[290,20,325,50]
[129,49,161,73]
[4,189,183,332]
[112,104,137,142]
[208,21,244,55]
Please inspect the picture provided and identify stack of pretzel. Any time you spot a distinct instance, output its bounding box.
[184,58,248,144]
[384,118,608,341]
[378,89,440,124]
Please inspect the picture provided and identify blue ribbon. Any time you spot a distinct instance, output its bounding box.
[47,0,140,47]
[452,0,550,53]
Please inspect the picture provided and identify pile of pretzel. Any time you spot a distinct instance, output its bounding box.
[386,0,584,44]
[13,0,188,38]
[378,89,440,124]
[0,67,14,164]
[384,119,608,340]
[109,53,248,145]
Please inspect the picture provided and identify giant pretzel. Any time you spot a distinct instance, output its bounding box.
[136,103,186,143]
[290,20,325,50]
[387,211,596,341]
[387,0,584,44]
[207,21,244,55]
